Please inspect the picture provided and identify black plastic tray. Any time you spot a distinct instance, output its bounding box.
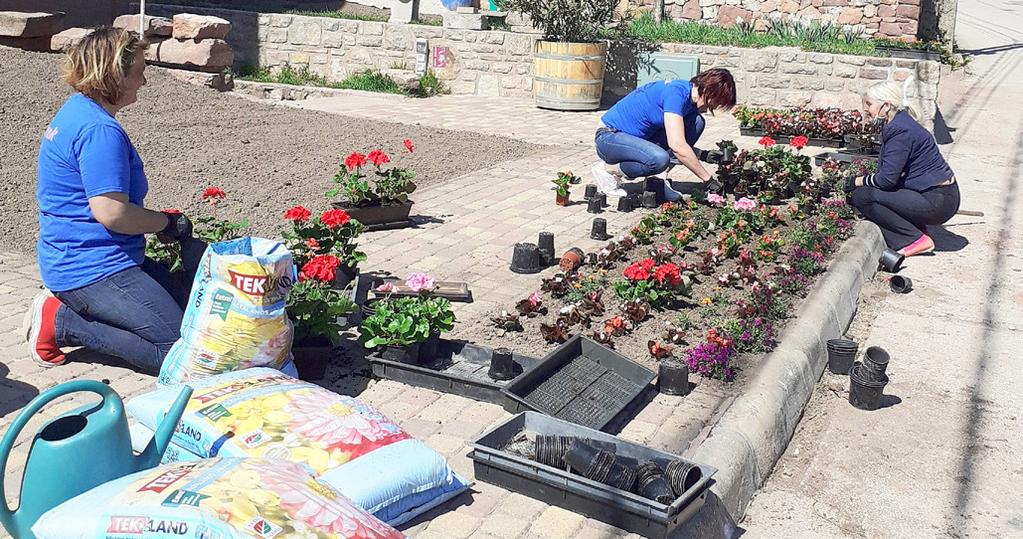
[470,412,716,539]
[814,151,879,167]
[739,128,843,148]
[501,335,655,431]
[369,340,539,405]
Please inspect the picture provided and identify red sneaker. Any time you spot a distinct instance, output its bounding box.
[898,234,935,257]
[23,293,66,367]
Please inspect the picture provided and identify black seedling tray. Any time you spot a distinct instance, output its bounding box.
[501,335,655,431]
[739,128,843,148]
[814,151,879,167]
[470,412,716,539]
[369,339,539,405]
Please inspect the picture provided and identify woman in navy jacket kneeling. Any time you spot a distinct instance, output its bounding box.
[850,81,960,256]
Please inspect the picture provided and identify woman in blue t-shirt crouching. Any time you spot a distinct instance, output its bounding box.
[25,28,198,374]
[592,68,737,200]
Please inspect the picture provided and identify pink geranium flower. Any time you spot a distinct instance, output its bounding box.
[733,197,758,211]
[707,193,726,207]
[405,272,435,292]
[527,292,542,307]
[375,282,397,294]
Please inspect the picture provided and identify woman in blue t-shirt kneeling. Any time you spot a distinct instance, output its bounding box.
[25,28,199,374]
[592,68,737,200]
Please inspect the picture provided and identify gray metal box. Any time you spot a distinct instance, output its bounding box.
[636,53,701,86]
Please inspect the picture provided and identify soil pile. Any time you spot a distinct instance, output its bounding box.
[0,46,539,252]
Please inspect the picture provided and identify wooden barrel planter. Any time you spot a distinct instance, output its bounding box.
[533,41,607,111]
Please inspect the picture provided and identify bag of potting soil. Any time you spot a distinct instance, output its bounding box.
[127,368,469,526]
[159,238,297,386]
[31,458,404,539]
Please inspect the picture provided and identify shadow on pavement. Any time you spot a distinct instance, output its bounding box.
[930,225,970,252]
[0,362,39,419]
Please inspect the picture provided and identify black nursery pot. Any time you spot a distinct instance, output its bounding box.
[596,193,608,208]
[617,196,633,212]
[861,346,890,382]
[879,248,905,273]
[826,339,859,375]
[890,275,913,294]
[657,361,689,396]
[664,459,702,498]
[419,332,441,362]
[590,218,612,241]
[641,191,659,208]
[381,342,421,365]
[636,461,674,504]
[849,364,889,411]
[537,232,556,267]
[534,435,575,468]
[584,184,598,200]
[510,242,542,274]
[587,197,603,214]
[488,347,518,381]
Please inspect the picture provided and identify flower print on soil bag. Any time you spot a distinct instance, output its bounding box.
[159,237,297,386]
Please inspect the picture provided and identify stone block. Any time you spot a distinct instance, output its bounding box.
[877,5,896,18]
[837,7,863,25]
[146,38,234,72]
[896,5,920,18]
[113,14,173,37]
[756,74,791,89]
[779,0,800,13]
[777,90,813,107]
[50,27,90,51]
[172,14,231,40]
[269,14,292,28]
[717,5,753,27]
[269,27,289,44]
[165,68,234,91]
[289,21,322,46]
[837,55,866,66]
[741,51,778,72]
[780,62,818,75]
[682,0,703,19]
[444,13,489,30]
[866,57,893,67]
[356,35,383,47]
[0,11,63,38]
[859,67,888,80]
[477,74,500,96]
[362,22,385,36]
[792,76,825,90]
[916,60,940,83]
[808,53,834,64]
[0,35,51,52]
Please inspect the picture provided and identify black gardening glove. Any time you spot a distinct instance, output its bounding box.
[698,149,725,164]
[156,210,193,244]
[842,176,857,194]
[704,177,724,194]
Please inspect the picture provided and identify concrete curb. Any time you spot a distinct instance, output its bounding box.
[692,221,886,520]
[230,79,413,102]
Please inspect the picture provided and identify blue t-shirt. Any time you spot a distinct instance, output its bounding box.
[37,93,148,292]
[601,80,698,142]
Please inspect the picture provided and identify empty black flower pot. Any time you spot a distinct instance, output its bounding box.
[861,346,890,382]
[596,193,608,208]
[617,196,634,212]
[584,184,598,200]
[534,435,575,468]
[641,191,659,208]
[636,461,674,504]
[879,248,905,273]
[890,275,913,294]
[826,339,859,375]
[644,177,665,201]
[586,197,603,214]
[537,231,556,267]
[380,343,421,365]
[604,457,638,492]
[635,461,665,486]
[849,363,889,411]
[488,347,518,381]
[564,440,599,475]
[664,459,703,497]
[590,218,612,241]
[658,361,689,396]
[510,242,542,274]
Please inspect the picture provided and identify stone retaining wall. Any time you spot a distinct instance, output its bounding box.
[139,5,940,122]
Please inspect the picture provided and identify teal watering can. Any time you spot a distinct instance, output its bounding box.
[0,380,192,539]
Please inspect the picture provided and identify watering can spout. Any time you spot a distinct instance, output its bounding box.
[139,386,193,468]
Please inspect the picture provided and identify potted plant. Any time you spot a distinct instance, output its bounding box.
[504,0,618,111]
[282,205,366,289]
[359,297,431,364]
[717,136,812,200]
[145,186,249,274]
[288,254,358,380]
[373,273,456,362]
[328,139,418,227]
[552,170,582,206]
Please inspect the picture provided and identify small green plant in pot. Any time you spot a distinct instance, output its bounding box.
[552,170,582,206]
[145,186,249,273]
[282,204,366,288]
[362,272,455,363]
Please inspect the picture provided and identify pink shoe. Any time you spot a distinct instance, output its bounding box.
[898,234,935,257]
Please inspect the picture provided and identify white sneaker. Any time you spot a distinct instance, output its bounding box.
[591,161,628,197]
[662,180,683,202]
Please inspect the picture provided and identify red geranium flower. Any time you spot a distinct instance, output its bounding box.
[640,258,656,271]
[653,263,682,286]
[299,254,341,283]
[403,139,414,153]
[345,152,367,171]
[282,205,312,222]
[367,149,390,167]
[162,208,182,214]
[623,262,650,282]
[758,136,776,148]
[320,208,351,228]
[790,135,809,149]
[202,187,226,201]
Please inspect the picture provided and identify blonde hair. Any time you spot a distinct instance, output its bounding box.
[863,80,919,120]
[63,27,148,105]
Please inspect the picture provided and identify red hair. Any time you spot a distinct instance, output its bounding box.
[691,68,737,112]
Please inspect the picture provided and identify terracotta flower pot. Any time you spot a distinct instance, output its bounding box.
[559,247,584,272]
[556,193,570,206]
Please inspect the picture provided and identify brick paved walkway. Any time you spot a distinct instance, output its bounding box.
[1,93,752,538]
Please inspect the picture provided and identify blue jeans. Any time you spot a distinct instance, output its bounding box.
[594,114,705,179]
[850,182,960,250]
[53,238,206,374]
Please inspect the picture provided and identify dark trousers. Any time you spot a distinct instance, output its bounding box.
[850,182,960,250]
[53,237,206,374]
[595,114,705,179]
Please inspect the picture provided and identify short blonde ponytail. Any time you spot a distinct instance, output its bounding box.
[63,27,148,105]
[863,80,919,120]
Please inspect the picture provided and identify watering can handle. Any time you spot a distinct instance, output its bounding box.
[0,380,120,534]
